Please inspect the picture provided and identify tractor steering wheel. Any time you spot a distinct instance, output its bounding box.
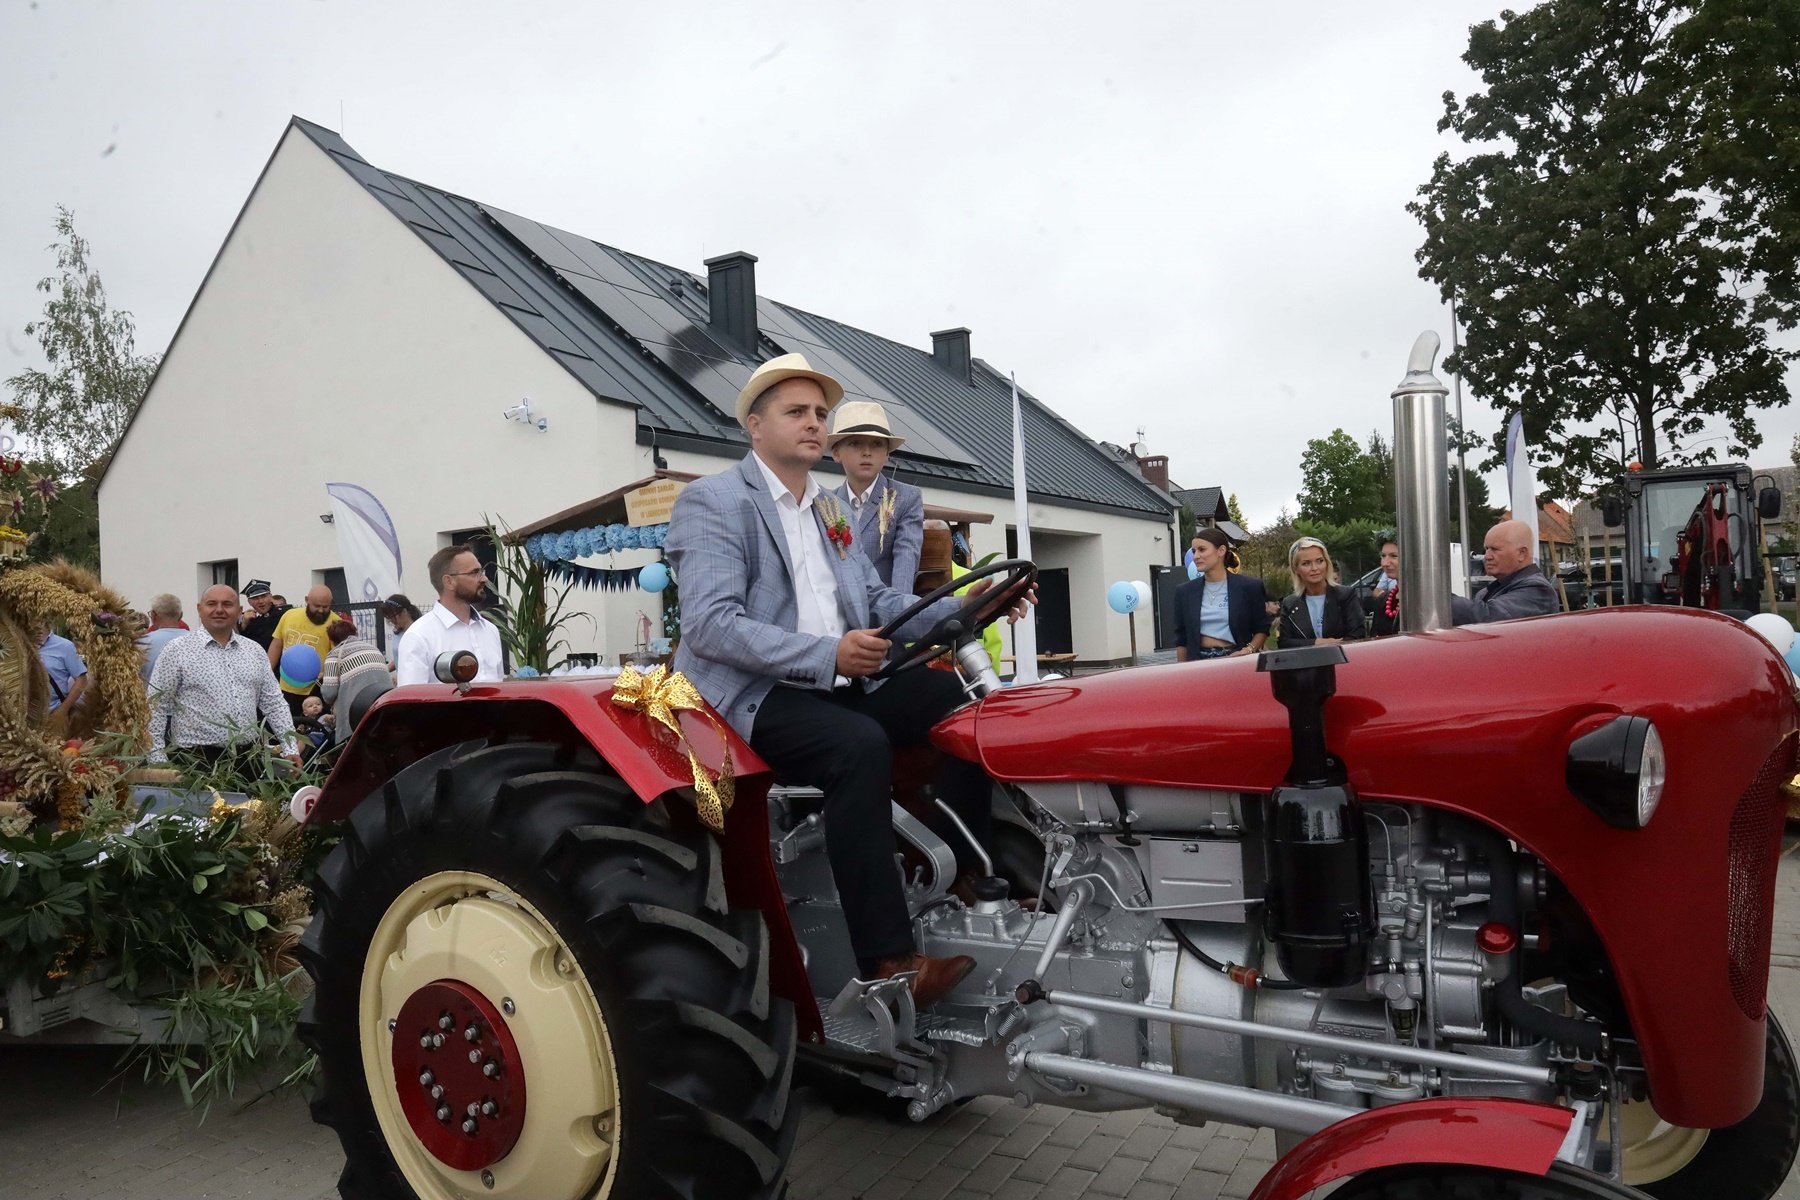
[871,558,1037,679]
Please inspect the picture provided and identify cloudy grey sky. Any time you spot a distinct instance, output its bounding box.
[4,1,1793,525]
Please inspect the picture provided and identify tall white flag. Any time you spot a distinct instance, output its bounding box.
[1504,414,1540,552]
[326,482,404,604]
[1010,373,1039,684]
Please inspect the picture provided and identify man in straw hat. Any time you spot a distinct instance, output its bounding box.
[666,352,1032,1008]
[828,400,923,594]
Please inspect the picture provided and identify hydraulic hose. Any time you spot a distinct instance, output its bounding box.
[1459,826,1606,1056]
[1164,919,1311,992]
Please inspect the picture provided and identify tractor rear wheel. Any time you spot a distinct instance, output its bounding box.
[298,739,796,1200]
[1332,1162,1650,1198]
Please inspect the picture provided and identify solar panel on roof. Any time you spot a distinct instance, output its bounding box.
[482,206,602,280]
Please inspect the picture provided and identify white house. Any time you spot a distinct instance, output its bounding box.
[99,118,1177,666]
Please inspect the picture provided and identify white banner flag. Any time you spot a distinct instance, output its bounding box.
[1010,373,1039,684]
[1505,414,1540,553]
[326,482,404,604]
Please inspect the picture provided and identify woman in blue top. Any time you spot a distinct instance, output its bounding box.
[1276,536,1367,648]
[1172,528,1271,660]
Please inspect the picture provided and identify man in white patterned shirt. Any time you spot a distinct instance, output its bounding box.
[147,585,300,769]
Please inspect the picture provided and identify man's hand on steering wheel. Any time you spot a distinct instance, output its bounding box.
[963,577,1038,624]
[835,629,891,678]
[870,558,1038,679]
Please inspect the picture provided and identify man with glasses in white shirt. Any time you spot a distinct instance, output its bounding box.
[394,543,505,685]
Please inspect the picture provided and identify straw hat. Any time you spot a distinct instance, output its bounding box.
[734,352,845,425]
[826,400,906,450]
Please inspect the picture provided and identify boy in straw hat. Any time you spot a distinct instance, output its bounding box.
[666,353,1033,1008]
[828,400,923,595]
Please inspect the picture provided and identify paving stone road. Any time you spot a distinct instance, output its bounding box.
[6,854,1800,1199]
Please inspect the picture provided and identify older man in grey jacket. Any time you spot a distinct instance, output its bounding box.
[667,353,1025,1009]
[1452,519,1562,624]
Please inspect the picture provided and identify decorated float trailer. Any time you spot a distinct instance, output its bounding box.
[296,334,1798,1200]
[0,562,318,1058]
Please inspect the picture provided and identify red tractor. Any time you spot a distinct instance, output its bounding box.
[296,343,1800,1200]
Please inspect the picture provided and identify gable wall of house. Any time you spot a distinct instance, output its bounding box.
[97,126,649,651]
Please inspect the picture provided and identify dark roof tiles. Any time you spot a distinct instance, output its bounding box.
[294,118,1171,520]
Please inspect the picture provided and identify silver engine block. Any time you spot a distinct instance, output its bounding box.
[774,779,1573,1140]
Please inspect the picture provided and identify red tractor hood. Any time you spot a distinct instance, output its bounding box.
[933,606,1799,1129]
[932,607,1794,798]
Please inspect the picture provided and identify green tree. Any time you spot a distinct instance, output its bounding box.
[1365,431,1396,518]
[1411,1,1797,501]
[1226,493,1247,528]
[1298,429,1388,524]
[1448,465,1503,548]
[5,207,160,481]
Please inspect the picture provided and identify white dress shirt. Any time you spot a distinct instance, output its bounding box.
[395,602,505,685]
[147,631,298,760]
[751,453,849,686]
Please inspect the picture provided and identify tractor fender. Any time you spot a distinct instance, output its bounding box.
[302,681,823,1042]
[306,678,768,825]
[1247,1099,1575,1200]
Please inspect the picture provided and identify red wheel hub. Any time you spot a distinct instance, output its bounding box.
[389,979,529,1170]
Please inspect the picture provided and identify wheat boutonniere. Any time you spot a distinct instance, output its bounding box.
[877,486,898,552]
[816,495,853,560]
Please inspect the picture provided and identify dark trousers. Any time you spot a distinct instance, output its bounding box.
[751,668,993,974]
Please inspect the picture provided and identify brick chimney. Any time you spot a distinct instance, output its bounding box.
[930,327,972,384]
[1136,454,1170,491]
[704,251,759,354]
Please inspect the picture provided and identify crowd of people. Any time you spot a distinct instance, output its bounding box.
[1170,518,1560,661]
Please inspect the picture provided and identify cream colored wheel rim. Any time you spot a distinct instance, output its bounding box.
[1612,1096,1708,1186]
[360,870,621,1200]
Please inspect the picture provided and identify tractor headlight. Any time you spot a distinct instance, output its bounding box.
[1566,716,1665,829]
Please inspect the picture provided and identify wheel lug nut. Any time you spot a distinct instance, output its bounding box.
[431,1033,445,1049]
[430,1084,444,1100]
[470,1048,483,1064]
[481,1100,498,1117]
[467,1102,480,1117]
[462,1118,479,1134]
[418,1035,432,1049]
[502,998,516,1016]
[483,1061,499,1078]
[436,1105,451,1122]
[438,1013,453,1031]
[464,1024,480,1042]
[418,1070,434,1087]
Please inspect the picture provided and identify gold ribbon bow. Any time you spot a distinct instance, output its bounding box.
[611,665,736,832]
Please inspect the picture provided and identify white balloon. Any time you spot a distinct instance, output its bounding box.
[1745,612,1796,655]
[1131,580,1153,612]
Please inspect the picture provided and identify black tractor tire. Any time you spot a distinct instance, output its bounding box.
[1632,1011,1799,1200]
[1332,1162,1651,1199]
[297,739,797,1200]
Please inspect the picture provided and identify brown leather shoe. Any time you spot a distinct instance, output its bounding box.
[874,953,976,1009]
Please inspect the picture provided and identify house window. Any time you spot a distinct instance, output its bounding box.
[203,559,239,593]
[444,528,500,589]
[318,568,349,607]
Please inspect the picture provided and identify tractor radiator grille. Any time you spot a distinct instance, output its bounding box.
[1727,736,1795,1020]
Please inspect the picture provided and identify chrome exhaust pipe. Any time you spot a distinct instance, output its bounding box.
[1392,332,1454,632]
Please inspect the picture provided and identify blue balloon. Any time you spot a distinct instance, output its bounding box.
[1107,580,1139,614]
[279,644,322,689]
[639,562,671,593]
[1785,638,1800,676]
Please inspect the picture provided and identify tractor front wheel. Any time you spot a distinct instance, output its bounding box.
[1626,1011,1799,1200]
[1331,1162,1651,1199]
[298,739,796,1200]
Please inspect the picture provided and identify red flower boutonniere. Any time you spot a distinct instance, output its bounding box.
[816,496,853,561]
